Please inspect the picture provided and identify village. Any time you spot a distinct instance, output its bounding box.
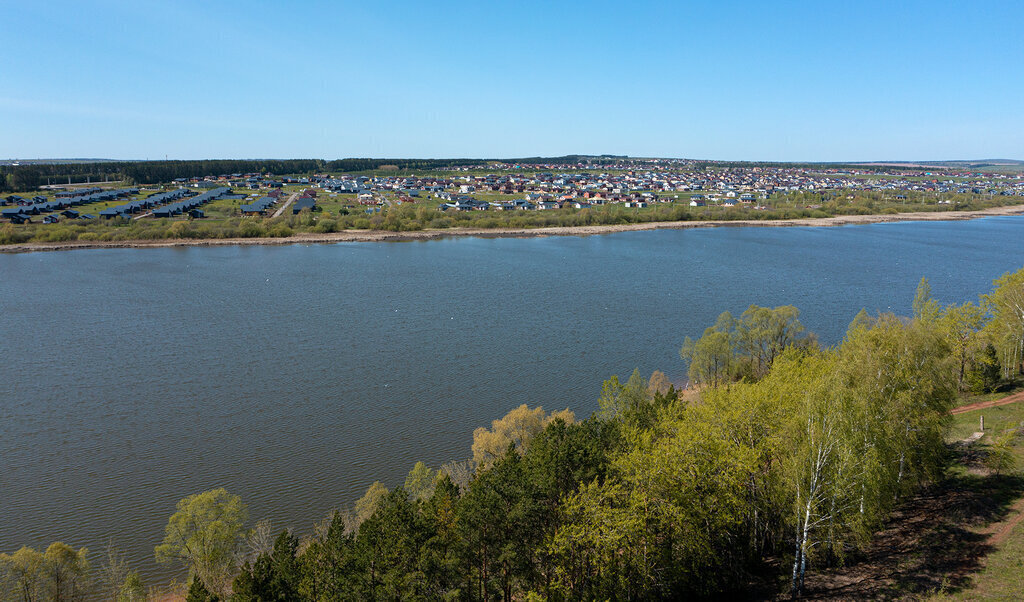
[2,159,1024,225]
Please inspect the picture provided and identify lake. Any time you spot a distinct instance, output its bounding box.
[2,217,1023,585]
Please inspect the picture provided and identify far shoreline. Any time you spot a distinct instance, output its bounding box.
[3,204,1024,254]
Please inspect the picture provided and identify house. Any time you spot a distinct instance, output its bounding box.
[61,210,79,219]
[240,196,276,215]
[452,198,488,211]
[292,197,317,213]
[42,215,59,224]
[189,209,205,219]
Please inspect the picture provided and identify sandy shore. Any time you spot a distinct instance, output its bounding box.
[4,204,1024,254]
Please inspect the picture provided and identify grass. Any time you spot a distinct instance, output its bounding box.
[956,377,1024,409]
[935,518,1024,600]
[928,401,1024,600]
[797,393,1024,600]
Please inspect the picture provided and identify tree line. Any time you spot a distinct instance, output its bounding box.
[3,269,1024,600]
[0,157,639,191]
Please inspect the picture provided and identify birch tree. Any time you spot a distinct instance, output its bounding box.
[983,267,1024,378]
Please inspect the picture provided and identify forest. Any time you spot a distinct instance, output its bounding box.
[3,268,1024,601]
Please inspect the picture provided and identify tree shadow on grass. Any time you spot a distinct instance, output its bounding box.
[798,447,1024,599]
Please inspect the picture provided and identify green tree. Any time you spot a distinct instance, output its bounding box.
[966,343,1002,393]
[458,447,542,601]
[185,574,219,602]
[354,481,390,526]
[42,542,91,602]
[296,512,358,601]
[680,311,736,387]
[912,276,941,323]
[0,546,45,602]
[155,488,248,598]
[418,475,466,599]
[353,487,431,599]
[404,461,437,501]
[233,530,300,602]
[596,369,650,425]
[7,168,40,192]
[940,301,986,391]
[734,304,811,378]
[117,571,145,602]
[984,267,1024,378]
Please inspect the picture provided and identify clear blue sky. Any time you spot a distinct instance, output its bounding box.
[2,0,1022,161]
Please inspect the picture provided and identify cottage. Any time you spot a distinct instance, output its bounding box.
[292,197,317,214]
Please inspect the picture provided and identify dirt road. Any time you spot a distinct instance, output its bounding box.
[951,390,1024,415]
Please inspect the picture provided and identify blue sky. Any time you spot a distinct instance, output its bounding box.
[2,0,1022,161]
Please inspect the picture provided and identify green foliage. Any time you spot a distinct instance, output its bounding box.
[0,542,91,602]
[232,530,300,602]
[912,276,941,322]
[186,574,220,602]
[680,305,813,386]
[985,429,1018,475]
[117,570,145,602]
[403,461,437,502]
[353,481,389,527]
[941,300,987,391]
[967,343,1002,394]
[154,488,248,598]
[680,311,736,387]
[983,267,1024,379]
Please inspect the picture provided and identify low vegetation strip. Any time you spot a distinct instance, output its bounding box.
[3,203,1023,253]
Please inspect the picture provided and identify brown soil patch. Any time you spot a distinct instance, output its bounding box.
[951,390,1024,415]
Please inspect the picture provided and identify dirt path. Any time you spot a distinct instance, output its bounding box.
[271,192,299,218]
[986,497,1024,546]
[951,390,1024,415]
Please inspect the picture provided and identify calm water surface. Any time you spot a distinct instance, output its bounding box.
[2,217,1023,583]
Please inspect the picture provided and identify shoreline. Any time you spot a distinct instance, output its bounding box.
[3,204,1024,253]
